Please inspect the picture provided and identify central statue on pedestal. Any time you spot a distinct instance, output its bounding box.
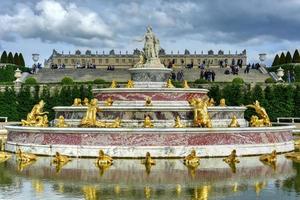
[134,26,164,68]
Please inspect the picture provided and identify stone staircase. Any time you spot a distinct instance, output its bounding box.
[29,67,270,83]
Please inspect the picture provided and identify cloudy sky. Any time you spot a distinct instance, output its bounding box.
[0,0,300,66]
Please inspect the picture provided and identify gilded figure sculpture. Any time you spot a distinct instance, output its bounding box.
[166,79,175,88]
[126,80,134,88]
[183,80,190,88]
[96,150,113,166]
[110,80,117,88]
[223,150,240,164]
[56,115,68,128]
[228,116,240,127]
[17,159,36,172]
[219,98,226,106]
[145,97,153,106]
[105,117,121,128]
[249,115,265,127]
[142,152,156,165]
[35,115,49,127]
[192,98,212,128]
[80,98,105,127]
[0,151,11,163]
[174,116,185,128]
[143,115,154,128]
[83,98,89,106]
[247,100,271,127]
[207,98,215,107]
[104,97,114,106]
[21,100,49,127]
[259,150,277,163]
[184,150,200,166]
[16,149,37,163]
[72,98,82,106]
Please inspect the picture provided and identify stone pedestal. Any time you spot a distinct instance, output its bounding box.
[128,67,172,88]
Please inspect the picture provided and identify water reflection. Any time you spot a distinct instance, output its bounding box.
[0,155,299,199]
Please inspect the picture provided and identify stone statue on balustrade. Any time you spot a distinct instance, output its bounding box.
[134,26,164,68]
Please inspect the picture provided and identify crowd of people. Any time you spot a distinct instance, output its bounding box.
[200,69,216,82]
[170,70,184,81]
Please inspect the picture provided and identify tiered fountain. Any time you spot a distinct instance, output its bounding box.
[5,27,294,157]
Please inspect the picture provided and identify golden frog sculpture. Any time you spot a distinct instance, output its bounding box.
[80,98,105,127]
[166,79,175,88]
[53,152,71,164]
[142,152,156,165]
[223,149,240,164]
[247,100,271,127]
[0,151,11,163]
[104,97,113,106]
[192,98,212,128]
[259,150,277,163]
[183,80,190,88]
[56,115,68,128]
[174,116,185,128]
[96,150,113,166]
[228,115,240,127]
[21,100,49,126]
[126,80,134,88]
[143,115,154,128]
[184,149,200,166]
[72,98,82,106]
[16,149,37,163]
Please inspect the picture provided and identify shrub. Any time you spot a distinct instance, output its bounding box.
[24,77,37,84]
[93,78,106,84]
[265,77,275,83]
[194,79,208,84]
[232,77,244,84]
[61,77,74,85]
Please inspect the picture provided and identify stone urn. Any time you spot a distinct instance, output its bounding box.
[276,67,284,82]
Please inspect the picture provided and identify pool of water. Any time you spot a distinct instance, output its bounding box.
[0,155,300,200]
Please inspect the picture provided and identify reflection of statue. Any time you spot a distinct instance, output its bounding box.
[56,116,68,128]
[192,98,212,128]
[82,186,97,200]
[21,100,49,126]
[228,116,240,127]
[80,99,105,127]
[247,101,271,127]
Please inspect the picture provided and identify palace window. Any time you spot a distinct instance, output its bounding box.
[128,59,132,63]
[71,59,75,64]
[99,59,102,64]
[58,59,61,64]
[122,59,125,63]
[116,59,119,63]
[64,59,68,64]
[92,59,95,64]
[105,59,109,63]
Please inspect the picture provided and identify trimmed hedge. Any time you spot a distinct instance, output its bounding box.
[24,77,37,85]
[61,77,74,85]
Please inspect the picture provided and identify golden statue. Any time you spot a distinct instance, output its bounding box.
[174,116,185,128]
[259,150,277,163]
[16,149,37,163]
[249,115,265,127]
[21,100,49,126]
[219,98,226,106]
[72,98,82,106]
[192,98,212,128]
[126,80,134,88]
[110,80,117,88]
[56,115,69,128]
[247,100,271,127]
[0,151,11,163]
[80,99,105,127]
[184,150,200,166]
[96,150,113,166]
[145,97,153,106]
[143,115,154,128]
[207,98,215,106]
[166,79,175,88]
[142,152,156,165]
[83,98,89,106]
[228,116,240,127]
[104,97,114,106]
[105,117,121,128]
[223,150,240,164]
[53,152,71,164]
[35,115,49,127]
[183,80,190,88]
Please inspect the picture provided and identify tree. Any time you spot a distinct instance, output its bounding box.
[222,83,244,106]
[0,51,7,63]
[279,52,286,65]
[286,51,292,64]
[292,49,300,63]
[17,86,34,120]
[7,52,14,64]
[208,85,221,104]
[1,87,18,121]
[13,53,20,66]
[18,53,25,66]
[272,54,280,66]
[294,85,300,117]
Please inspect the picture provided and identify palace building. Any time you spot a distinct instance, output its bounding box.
[44,48,247,69]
